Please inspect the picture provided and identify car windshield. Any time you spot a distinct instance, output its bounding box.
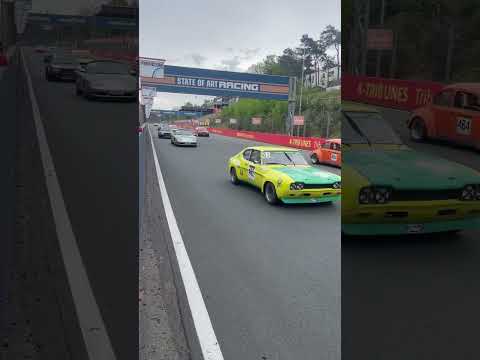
[343,111,403,145]
[87,61,130,74]
[176,130,193,136]
[52,55,76,65]
[262,151,308,166]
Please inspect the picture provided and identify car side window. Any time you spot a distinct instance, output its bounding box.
[243,149,252,160]
[322,142,330,149]
[433,90,453,107]
[250,150,261,164]
[455,91,480,112]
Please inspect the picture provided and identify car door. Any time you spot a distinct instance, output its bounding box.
[328,142,341,166]
[451,91,480,146]
[431,89,456,138]
[247,150,263,188]
[237,149,252,182]
[320,142,331,163]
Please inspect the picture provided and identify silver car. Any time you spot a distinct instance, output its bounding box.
[171,129,197,147]
[75,60,137,101]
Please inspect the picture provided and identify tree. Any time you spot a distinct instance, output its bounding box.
[321,25,341,80]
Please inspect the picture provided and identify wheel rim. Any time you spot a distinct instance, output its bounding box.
[311,154,317,163]
[266,184,274,202]
[411,120,424,140]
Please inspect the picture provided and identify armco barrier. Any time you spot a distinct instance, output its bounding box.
[208,127,325,150]
[342,74,444,111]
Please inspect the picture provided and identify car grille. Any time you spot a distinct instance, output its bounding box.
[390,189,461,201]
[303,183,335,190]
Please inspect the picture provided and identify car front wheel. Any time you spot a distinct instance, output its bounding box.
[230,167,239,185]
[410,117,427,141]
[264,182,279,205]
[310,153,319,164]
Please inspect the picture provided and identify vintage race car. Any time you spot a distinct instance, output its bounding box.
[227,146,341,205]
[408,83,480,149]
[343,102,480,236]
[310,138,341,167]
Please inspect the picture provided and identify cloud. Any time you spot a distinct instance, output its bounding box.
[219,56,242,71]
[187,53,207,66]
[239,48,261,60]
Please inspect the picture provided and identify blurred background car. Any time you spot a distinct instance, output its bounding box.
[75,60,137,101]
[195,126,210,137]
[45,53,79,81]
[310,138,341,167]
[171,129,197,146]
[157,124,172,138]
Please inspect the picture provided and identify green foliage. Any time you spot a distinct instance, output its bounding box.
[213,89,340,138]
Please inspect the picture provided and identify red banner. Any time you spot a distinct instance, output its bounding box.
[208,128,325,150]
[342,74,444,111]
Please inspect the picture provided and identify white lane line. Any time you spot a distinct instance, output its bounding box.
[21,48,116,360]
[147,126,224,360]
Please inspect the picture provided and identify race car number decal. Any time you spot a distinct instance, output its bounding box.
[331,153,337,161]
[263,152,271,159]
[248,165,255,180]
[456,117,472,135]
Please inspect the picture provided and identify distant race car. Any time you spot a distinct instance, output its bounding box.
[310,138,341,167]
[75,60,137,101]
[35,45,47,53]
[228,146,341,205]
[171,129,197,146]
[343,101,480,236]
[158,124,172,138]
[45,53,78,81]
[195,126,210,137]
[408,83,480,149]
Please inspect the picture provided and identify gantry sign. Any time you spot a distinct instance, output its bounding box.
[139,57,297,131]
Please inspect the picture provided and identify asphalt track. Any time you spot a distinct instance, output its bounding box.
[343,106,480,360]
[149,124,341,360]
[22,47,138,359]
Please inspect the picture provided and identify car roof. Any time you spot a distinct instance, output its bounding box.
[245,146,299,152]
[342,101,380,113]
[444,83,480,94]
[325,138,341,144]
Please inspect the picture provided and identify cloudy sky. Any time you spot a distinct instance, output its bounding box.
[140,0,340,110]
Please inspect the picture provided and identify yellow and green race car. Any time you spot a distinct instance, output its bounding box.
[227,145,341,205]
[342,102,480,235]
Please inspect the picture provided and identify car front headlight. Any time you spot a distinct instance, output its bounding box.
[359,186,392,204]
[460,184,480,201]
[290,182,304,190]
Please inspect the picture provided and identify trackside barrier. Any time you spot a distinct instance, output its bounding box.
[342,74,444,111]
[208,127,326,150]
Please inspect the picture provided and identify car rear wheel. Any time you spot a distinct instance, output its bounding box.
[230,167,239,185]
[410,117,427,141]
[264,182,279,205]
[310,153,319,164]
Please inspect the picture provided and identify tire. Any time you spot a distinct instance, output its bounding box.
[310,153,319,164]
[76,86,82,96]
[230,167,240,185]
[410,117,427,141]
[46,71,52,81]
[264,182,279,205]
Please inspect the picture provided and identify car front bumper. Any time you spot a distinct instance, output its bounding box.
[89,88,137,99]
[343,216,480,235]
[278,188,341,204]
[342,201,480,235]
